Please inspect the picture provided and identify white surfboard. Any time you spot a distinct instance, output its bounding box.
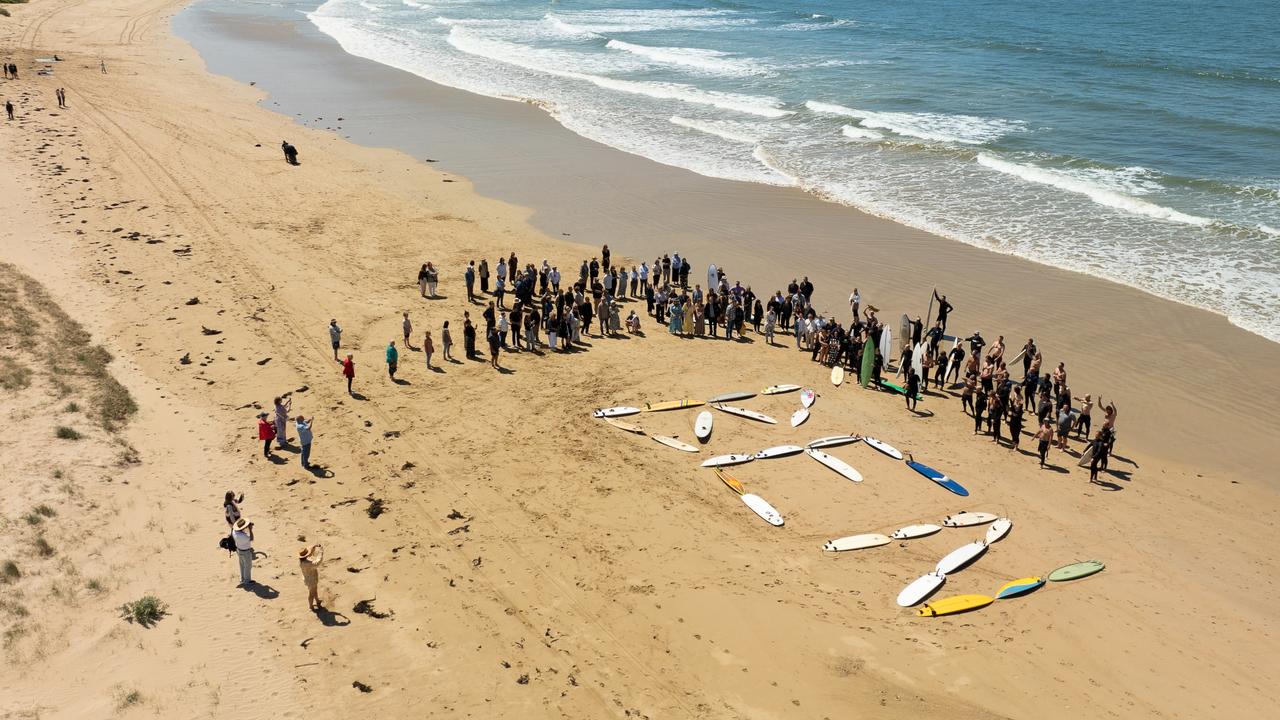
[694,411,713,441]
[713,404,777,425]
[790,408,810,427]
[762,384,801,395]
[652,435,698,453]
[897,571,946,607]
[891,523,942,540]
[831,365,844,386]
[806,435,859,449]
[823,533,890,552]
[800,388,816,408]
[604,417,643,434]
[741,493,783,526]
[943,337,960,384]
[707,263,718,292]
[593,406,641,418]
[754,445,803,460]
[942,511,998,528]
[911,341,924,379]
[708,391,755,404]
[935,541,988,574]
[985,518,1012,544]
[879,326,892,366]
[701,453,754,468]
[805,448,863,483]
[862,436,903,460]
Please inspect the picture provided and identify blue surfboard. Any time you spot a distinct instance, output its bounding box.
[906,460,969,497]
[996,577,1046,600]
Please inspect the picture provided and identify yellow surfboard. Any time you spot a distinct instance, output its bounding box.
[995,576,1045,600]
[715,468,746,496]
[917,594,994,617]
[644,399,703,412]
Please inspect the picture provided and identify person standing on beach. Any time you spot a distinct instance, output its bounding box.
[341,354,355,395]
[256,412,276,459]
[1008,394,1025,450]
[425,262,439,297]
[464,261,476,303]
[1021,338,1037,376]
[296,415,315,469]
[232,518,255,586]
[933,290,954,332]
[299,545,324,610]
[5,100,13,121]
[480,258,491,294]
[487,326,501,369]
[464,315,477,358]
[273,396,291,448]
[905,369,920,412]
[224,491,245,529]
[1034,417,1054,468]
[281,141,299,165]
[508,252,518,282]
[441,321,453,362]
[386,340,398,380]
[601,244,611,272]
[402,312,413,348]
[423,330,434,369]
[328,319,342,362]
[418,263,430,298]
[849,288,860,319]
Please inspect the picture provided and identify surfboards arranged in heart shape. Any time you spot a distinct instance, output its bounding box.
[936,541,988,574]
[897,571,946,607]
[985,518,1013,544]
[823,533,890,552]
[713,404,777,424]
[1048,560,1105,582]
[701,453,754,468]
[594,406,641,418]
[917,594,993,618]
[800,388,816,408]
[790,408,810,427]
[906,460,969,496]
[807,435,859,449]
[831,365,844,386]
[604,417,643,434]
[652,435,698,453]
[762,384,801,395]
[995,576,1045,599]
[644,399,703,412]
[755,445,804,460]
[891,523,942,540]
[942,511,998,528]
[741,493,783,526]
[805,448,863,482]
[863,437,903,460]
[707,391,755,404]
[694,411,713,442]
[715,468,745,495]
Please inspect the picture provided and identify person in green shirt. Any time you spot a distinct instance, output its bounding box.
[386,341,398,380]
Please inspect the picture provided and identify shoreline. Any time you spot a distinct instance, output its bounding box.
[174,0,1280,477]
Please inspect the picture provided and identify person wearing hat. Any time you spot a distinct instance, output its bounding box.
[298,544,324,609]
[256,412,276,459]
[232,518,255,586]
[328,319,342,362]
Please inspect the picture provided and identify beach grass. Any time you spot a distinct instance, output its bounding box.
[119,595,166,627]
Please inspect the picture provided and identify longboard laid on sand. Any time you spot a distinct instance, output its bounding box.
[715,468,746,495]
[741,493,783,526]
[762,384,801,395]
[713,404,777,424]
[935,541,989,574]
[707,391,755,404]
[1047,560,1105,582]
[604,417,643,434]
[862,436,903,460]
[891,523,942,540]
[942,511,998,527]
[823,533,891,552]
[831,365,844,386]
[985,518,1013,544]
[754,445,804,460]
[790,408,810,427]
[917,594,993,617]
[652,435,698,453]
[694,411,714,442]
[906,460,969,497]
[897,571,946,607]
[800,388,816,408]
[645,399,703,412]
[701,453,754,468]
[805,448,863,483]
[593,406,641,418]
[995,576,1045,599]
[807,435,859,449]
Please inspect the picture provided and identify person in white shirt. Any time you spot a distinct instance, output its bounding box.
[328,319,342,362]
[849,288,860,319]
[550,266,561,292]
[232,518,255,586]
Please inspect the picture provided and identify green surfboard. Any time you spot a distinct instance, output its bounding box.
[877,379,922,400]
[860,340,875,388]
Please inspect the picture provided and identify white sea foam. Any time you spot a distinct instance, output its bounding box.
[977,153,1214,227]
[401,0,429,8]
[840,124,883,141]
[541,14,602,39]
[751,146,800,186]
[358,0,381,12]
[670,116,762,144]
[542,8,756,34]
[606,39,769,77]
[806,101,1022,144]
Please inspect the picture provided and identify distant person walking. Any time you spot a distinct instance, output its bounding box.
[402,311,413,347]
[100,59,107,74]
[295,415,315,469]
[423,330,434,369]
[5,100,13,121]
[341,354,355,394]
[328,319,342,361]
[441,321,453,361]
[55,88,66,108]
[232,518,255,586]
[281,140,299,165]
[386,340,398,380]
[464,261,476,302]
[299,544,324,609]
[256,412,276,459]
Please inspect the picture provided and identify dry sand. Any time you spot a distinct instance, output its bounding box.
[1,1,1278,718]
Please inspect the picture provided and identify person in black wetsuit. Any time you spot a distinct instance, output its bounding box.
[281,141,299,165]
[933,290,953,332]
[904,368,919,411]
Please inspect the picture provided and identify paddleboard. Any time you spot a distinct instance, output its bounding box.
[891,523,942,540]
[708,391,755,404]
[593,406,641,418]
[876,379,922,400]
[707,263,718,292]
[714,404,778,424]
[754,445,803,460]
[942,511,998,528]
[807,435,860,449]
[701,454,754,468]
[897,571,946,607]
[823,533,891,552]
[985,518,1013,544]
[917,594,994,617]
[805,448,863,483]
[604,417,643,434]
[644,399,702,412]
[862,436,904,460]
[800,388,816,408]
[1047,560,1105,582]
[995,576,1045,599]
[936,541,988,574]
[694,411,713,442]
[652,435,698,453]
[741,493,783,526]
[911,341,924,380]
[790,408,810,427]
[762,384,801,395]
[859,340,874,388]
[831,365,844,386]
[715,468,745,495]
[905,460,970,497]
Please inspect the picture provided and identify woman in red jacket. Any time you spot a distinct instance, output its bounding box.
[256,412,276,458]
[341,354,355,395]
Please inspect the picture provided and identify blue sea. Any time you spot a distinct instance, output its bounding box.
[307,0,1280,342]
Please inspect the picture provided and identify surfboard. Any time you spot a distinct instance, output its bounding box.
[652,435,698,453]
[694,411,713,442]
[701,454,754,468]
[876,379,922,400]
[1047,560,1105,582]
[805,448,863,483]
[1077,442,1097,468]
[790,408,810,427]
[762,384,801,395]
[713,404,777,425]
[859,340,875,387]
[715,468,745,495]
[917,594,994,617]
[754,445,803,460]
[593,406,641,418]
[707,263,718,292]
[831,365,844,386]
[891,523,942,540]
[741,493,783,526]
[905,460,969,497]
[943,337,960,384]
[936,541,988,574]
[807,435,860,449]
[942,511,998,528]
[708,391,755,404]
[995,576,1045,599]
[897,571,945,607]
[800,388,816,408]
[899,314,911,356]
[823,533,891,552]
[985,518,1012,544]
[911,341,924,380]
[604,417,643,434]
[862,436,903,460]
[644,399,702,412]
[879,326,892,365]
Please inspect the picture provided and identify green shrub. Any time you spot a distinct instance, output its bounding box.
[55,426,82,440]
[120,595,167,627]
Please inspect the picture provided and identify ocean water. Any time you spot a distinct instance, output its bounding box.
[307,0,1280,342]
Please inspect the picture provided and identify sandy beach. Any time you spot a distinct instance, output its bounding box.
[1,1,1278,718]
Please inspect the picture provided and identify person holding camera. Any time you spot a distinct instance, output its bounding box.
[232,518,255,587]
